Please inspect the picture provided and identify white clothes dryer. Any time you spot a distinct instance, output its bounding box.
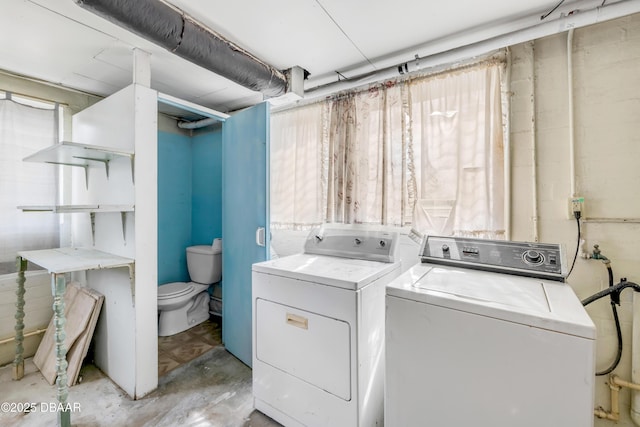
[252,226,401,427]
[385,235,596,427]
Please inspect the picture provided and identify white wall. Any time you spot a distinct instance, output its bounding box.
[510,13,640,427]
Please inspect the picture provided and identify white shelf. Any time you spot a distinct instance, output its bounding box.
[17,247,136,301]
[23,141,133,165]
[17,247,134,274]
[23,141,134,185]
[18,204,135,213]
[18,205,134,245]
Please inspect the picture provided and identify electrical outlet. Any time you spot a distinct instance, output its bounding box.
[568,196,585,219]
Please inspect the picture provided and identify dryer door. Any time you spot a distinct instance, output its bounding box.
[255,298,351,400]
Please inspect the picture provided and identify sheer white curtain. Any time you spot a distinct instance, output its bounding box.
[270,102,327,229]
[0,98,58,273]
[410,63,505,238]
[270,59,505,238]
[326,83,411,225]
[326,95,357,223]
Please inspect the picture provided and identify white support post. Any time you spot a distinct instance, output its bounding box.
[133,48,151,87]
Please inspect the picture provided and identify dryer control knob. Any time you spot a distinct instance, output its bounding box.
[442,244,450,252]
[354,238,362,245]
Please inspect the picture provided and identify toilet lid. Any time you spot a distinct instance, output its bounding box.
[158,282,194,299]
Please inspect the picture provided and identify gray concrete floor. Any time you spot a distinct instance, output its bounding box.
[0,346,281,427]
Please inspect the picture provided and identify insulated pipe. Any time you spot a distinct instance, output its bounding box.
[75,0,287,98]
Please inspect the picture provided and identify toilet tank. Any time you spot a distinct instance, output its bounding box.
[186,245,222,284]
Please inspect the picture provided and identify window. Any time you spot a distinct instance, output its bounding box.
[270,59,506,239]
[0,93,61,274]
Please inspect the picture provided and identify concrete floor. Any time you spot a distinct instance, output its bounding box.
[0,346,281,427]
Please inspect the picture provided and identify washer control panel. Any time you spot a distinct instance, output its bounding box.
[420,236,566,281]
[304,226,398,263]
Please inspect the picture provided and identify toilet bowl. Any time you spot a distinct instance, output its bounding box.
[158,240,222,336]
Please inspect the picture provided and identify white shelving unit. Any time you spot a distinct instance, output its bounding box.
[14,140,138,427]
[20,141,136,246]
[11,80,160,427]
[18,247,134,275]
[17,205,135,245]
[23,141,135,186]
[18,204,134,213]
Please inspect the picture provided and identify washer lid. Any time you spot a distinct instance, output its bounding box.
[414,267,551,313]
[386,264,595,339]
[252,253,400,290]
[158,282,194,299]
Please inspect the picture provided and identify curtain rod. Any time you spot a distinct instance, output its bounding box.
[271,51,505,114]
[0,68,99,101]
[1,90,66,109]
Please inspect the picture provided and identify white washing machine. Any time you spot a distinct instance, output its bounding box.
[252,226,401,426]
[385,235,596,427]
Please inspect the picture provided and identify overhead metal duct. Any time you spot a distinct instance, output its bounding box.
[75,0,287,98]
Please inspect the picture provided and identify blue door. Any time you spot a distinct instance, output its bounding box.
[222,102,270,366]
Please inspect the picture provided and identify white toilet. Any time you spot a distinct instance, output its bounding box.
[158,240,222,336]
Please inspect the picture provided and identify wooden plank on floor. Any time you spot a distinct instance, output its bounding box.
[33,282,104,386]
[66,287,104,386]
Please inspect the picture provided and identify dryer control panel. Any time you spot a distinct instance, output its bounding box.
[420,236,566,281]
[304,226,398,263]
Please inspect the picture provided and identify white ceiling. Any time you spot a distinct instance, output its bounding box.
[0,0,628,115]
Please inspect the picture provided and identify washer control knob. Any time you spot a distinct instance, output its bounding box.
[354,238,362,245]
[523,250,543,265]
[442,244,450,252]
[379,240,386,248]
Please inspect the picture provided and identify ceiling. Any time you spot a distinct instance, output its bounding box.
[0,0,628,115]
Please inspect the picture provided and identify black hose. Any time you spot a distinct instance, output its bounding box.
[581,280,640,306]
[582,278,640,376]
[596,301,622,376]
[608,266,614,287]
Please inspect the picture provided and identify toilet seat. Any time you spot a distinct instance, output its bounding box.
[158,282,195,300]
